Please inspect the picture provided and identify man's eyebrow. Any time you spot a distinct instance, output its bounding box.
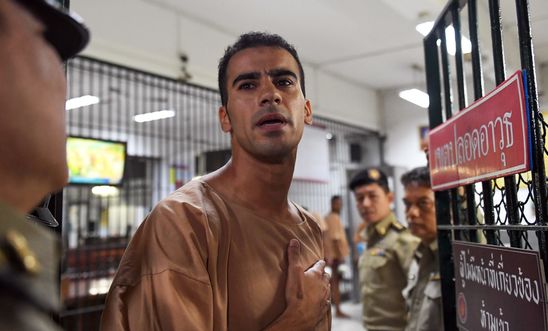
[268,69,298,80]
[232,72,260,87]
[231,69,298,87]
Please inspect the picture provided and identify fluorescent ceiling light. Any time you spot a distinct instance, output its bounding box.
[416,21,472,55]
[399,89,430,108]
[416,21,434,36]
[65,95,100,110]
[133,110,175,123]
[91,185,119,197]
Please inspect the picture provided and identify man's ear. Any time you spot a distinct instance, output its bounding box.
[219,106,232,133]
[387,191,395,204]
[304,99,313,125]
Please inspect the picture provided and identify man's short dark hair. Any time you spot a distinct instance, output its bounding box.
[401,166,431,189]
[348,168,390,193]
[330,195,341,204]
[218,31,306,106]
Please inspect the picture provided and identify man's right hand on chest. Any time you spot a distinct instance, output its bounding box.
[265,239,331,331]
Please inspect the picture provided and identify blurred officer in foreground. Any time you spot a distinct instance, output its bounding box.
[0,0,89,329]
[401,166,443,331]
[349,168,419,331]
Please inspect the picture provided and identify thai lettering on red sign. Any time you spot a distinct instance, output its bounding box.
[428,70,530,191]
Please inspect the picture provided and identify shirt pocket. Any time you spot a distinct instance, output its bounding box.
[417,280,442,331]
[365,255,388,269]
[360,255,388,288]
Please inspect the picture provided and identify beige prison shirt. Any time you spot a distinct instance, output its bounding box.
[359,213,420,331]
[100,180,329,331]
[323,212,349,261]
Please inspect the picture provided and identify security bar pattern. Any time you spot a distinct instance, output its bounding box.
[423,1,546,329]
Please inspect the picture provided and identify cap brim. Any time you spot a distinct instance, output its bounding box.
[16,0,90,61]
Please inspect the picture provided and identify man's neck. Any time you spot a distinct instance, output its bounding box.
[205,150,297,221]
[0,175,47,213]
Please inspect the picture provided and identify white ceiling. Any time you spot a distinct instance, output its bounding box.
[149,0,548,91]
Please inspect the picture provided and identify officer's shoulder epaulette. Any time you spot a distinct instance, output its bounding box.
[390,220,405,232]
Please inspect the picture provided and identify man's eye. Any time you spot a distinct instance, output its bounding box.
[276,78,294,87]
[238,82,255,90]
[419,200,432,209]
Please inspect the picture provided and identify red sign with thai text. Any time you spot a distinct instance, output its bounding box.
[429,70,530,191]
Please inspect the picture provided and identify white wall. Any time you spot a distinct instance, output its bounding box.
[381,89,429,170]
[72,0,380,131]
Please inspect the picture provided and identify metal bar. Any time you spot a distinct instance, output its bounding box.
[467,0,497,244]
[440,32,452,120]
[439,224,548,231]
[60,305,105,317]
[452,2,480,243]
[424,22,457,330]
[452,3,466,110]
[487,0,522,248]
[515,0,548,274]
[439,26,462,242]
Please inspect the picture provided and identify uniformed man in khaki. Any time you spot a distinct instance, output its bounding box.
[349,168,419,331]
[0,0,89,329]
[401,167,443,331]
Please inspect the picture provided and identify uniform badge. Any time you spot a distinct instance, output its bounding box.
[370,247,386,256]
[368,169,381,180]
[430,272,441,281]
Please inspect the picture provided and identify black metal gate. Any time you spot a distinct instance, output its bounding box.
[423,0,546,329]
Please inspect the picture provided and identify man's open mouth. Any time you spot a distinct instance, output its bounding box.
[256,114,288,127]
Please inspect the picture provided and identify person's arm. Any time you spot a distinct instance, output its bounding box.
[353,221,367,244]
[264,239,331,331]
[352,222,367,263]
[100,201,215,331]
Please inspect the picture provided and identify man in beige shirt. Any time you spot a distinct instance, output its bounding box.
[101,32,331,331]
[401,167,443,331]
[349,168,419,331]
[324,195,350,318]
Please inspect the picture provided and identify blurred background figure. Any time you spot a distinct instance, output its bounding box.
[324,195,351,318]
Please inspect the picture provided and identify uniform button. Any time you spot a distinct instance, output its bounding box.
[4,230,41,275]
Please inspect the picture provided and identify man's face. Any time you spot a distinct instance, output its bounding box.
[403,184,437,243]
[331,198,342,213]
[0,0,68,203]
[219,46,312,163]
[353,183,393,224]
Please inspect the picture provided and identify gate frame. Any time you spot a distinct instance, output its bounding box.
[423,0,546,329]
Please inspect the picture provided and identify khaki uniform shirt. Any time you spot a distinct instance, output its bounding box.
[101,180,329,331]
[324,212,349,261]
[359,213,419,331]
[405,240,443,331]
[0,201,62,331]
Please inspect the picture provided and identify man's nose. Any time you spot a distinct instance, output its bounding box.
[260,81,282,106]
[406,204,420,218]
